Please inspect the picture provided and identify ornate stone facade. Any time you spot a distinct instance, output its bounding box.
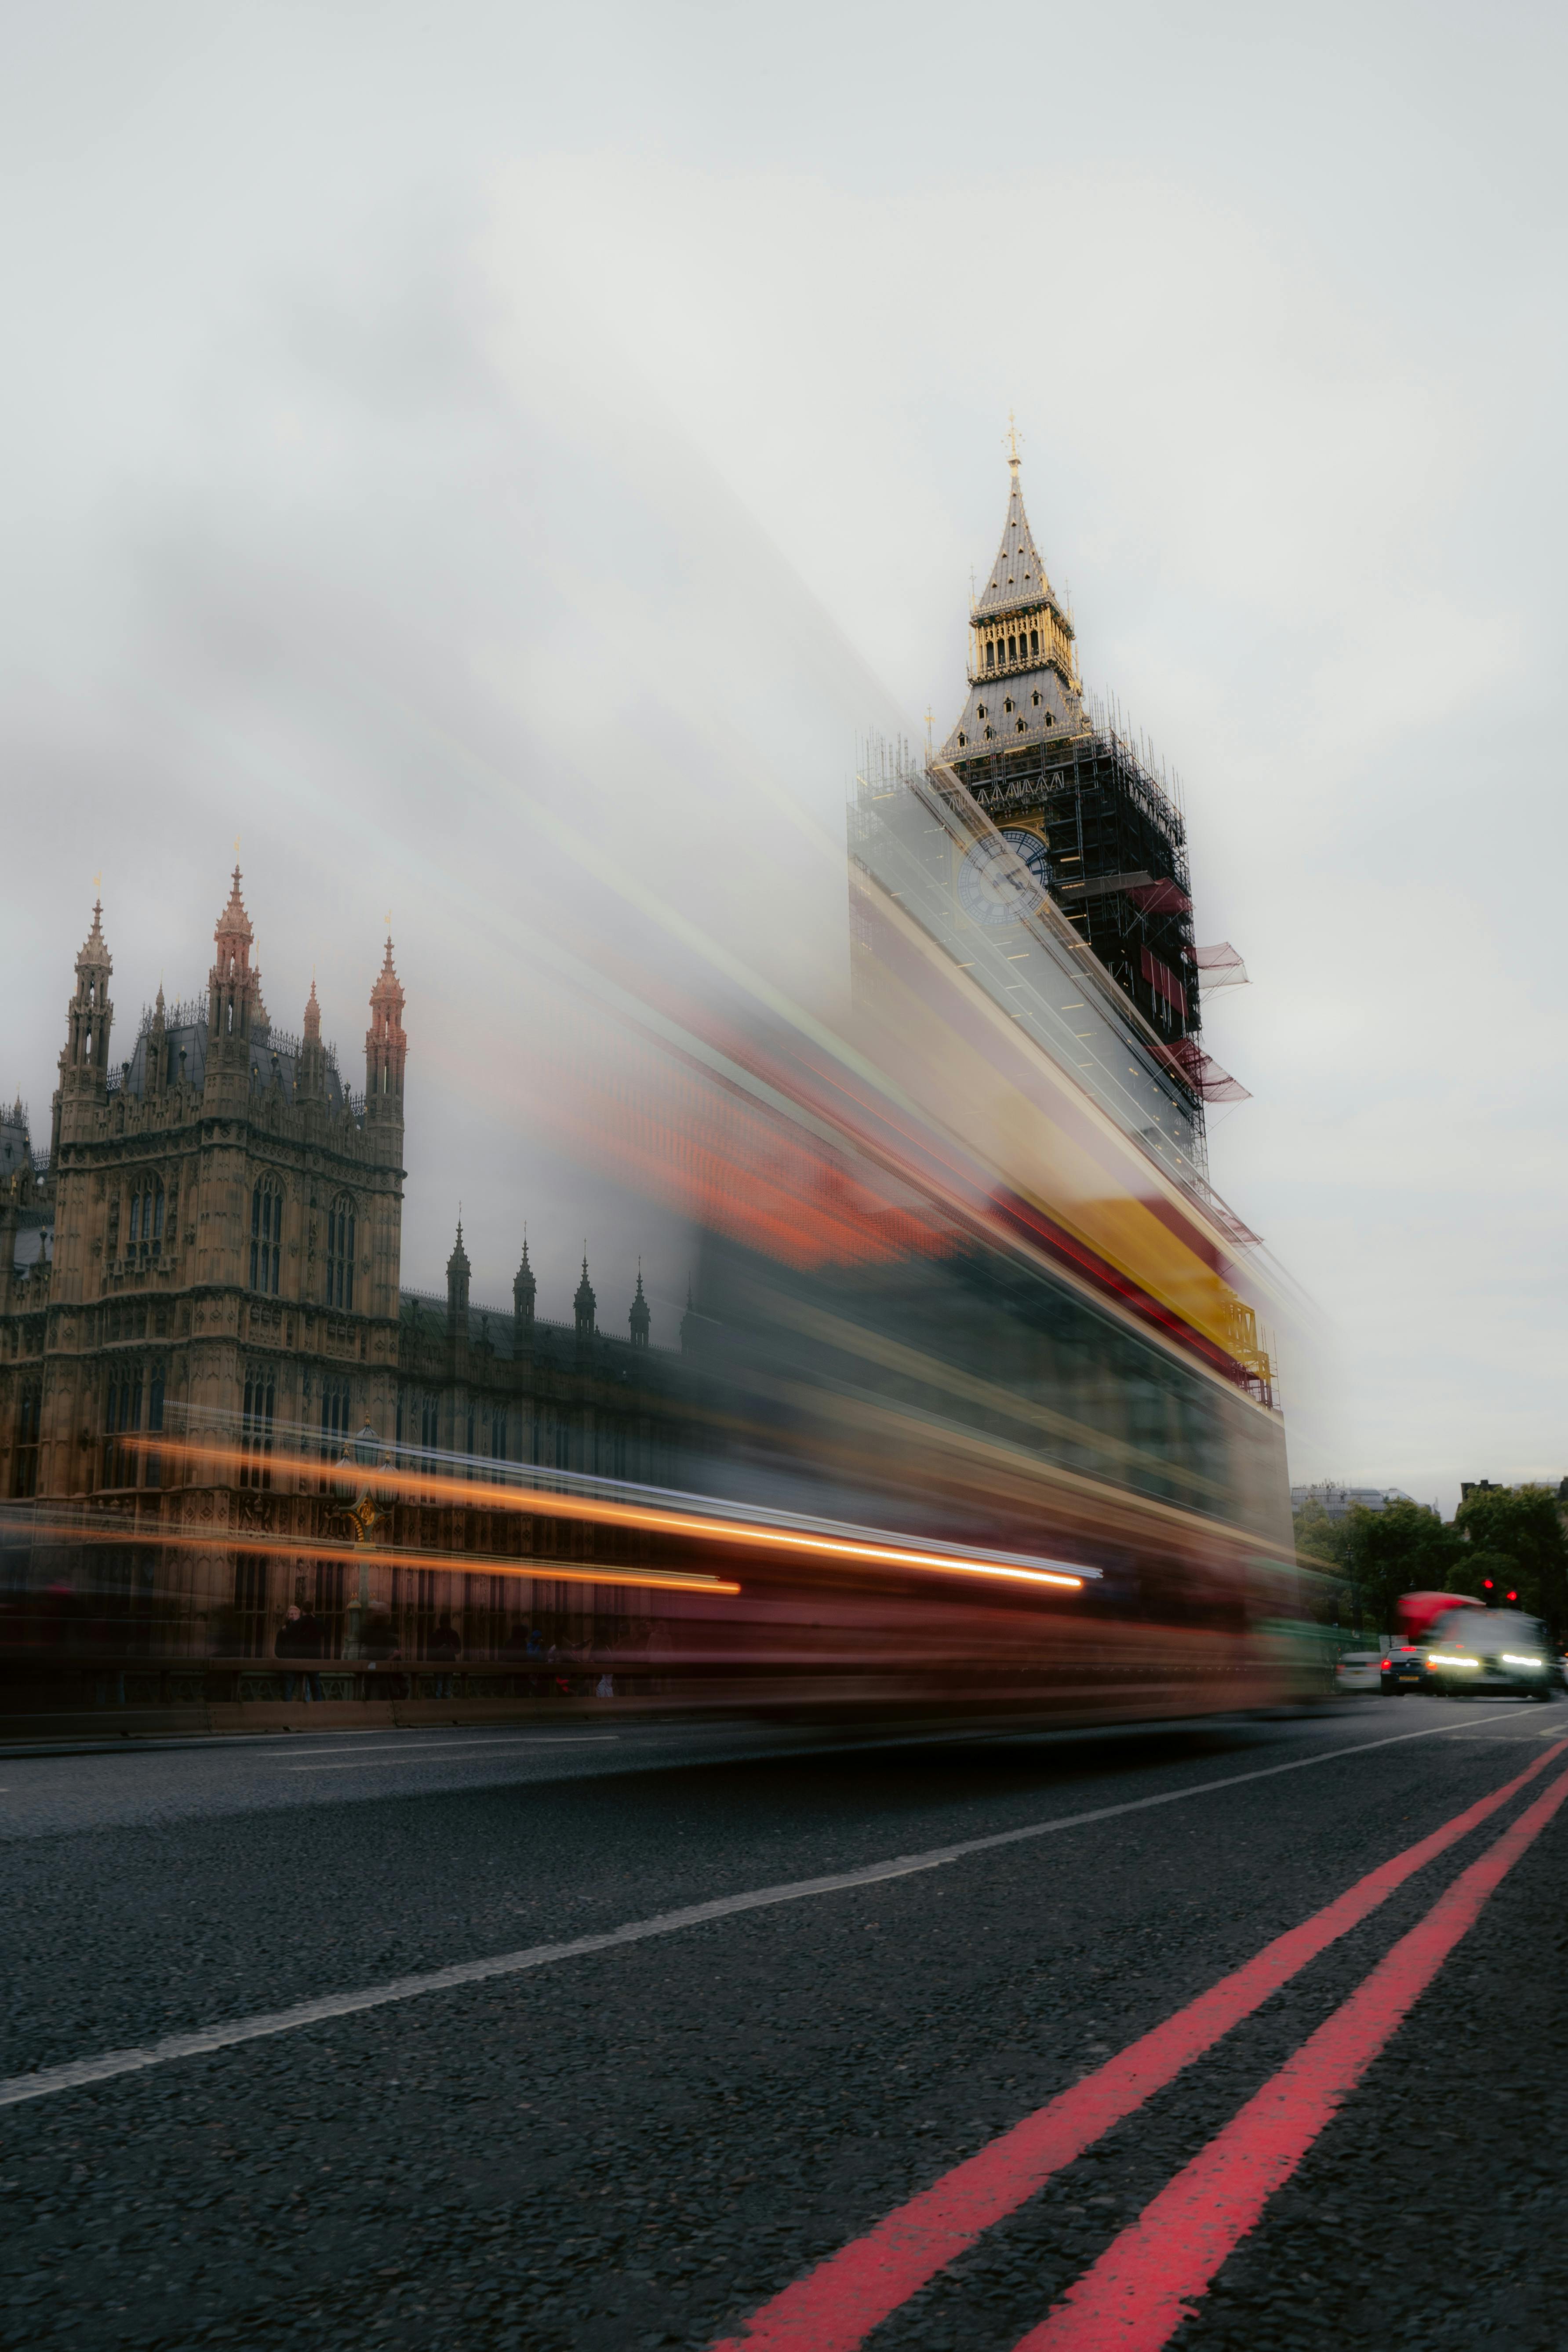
[0,877,677,1683]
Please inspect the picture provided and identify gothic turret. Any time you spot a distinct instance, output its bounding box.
[446,1219,471,1320]
[50,899,114,1161]
[574,1251,596,1343]
[629,1263,650,1348]
[365,936,406,1123]
[205,869,265,1072]
[296,980,328,1103]
[513,1233,536,1333]
[144,985,168,1099]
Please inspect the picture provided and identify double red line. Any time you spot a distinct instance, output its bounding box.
[714,1738,1568,2352]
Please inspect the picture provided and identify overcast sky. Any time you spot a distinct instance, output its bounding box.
[3,1,1563,1511]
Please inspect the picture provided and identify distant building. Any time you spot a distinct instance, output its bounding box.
[1460,1478,1568,1502]
[1291,1483,1416,1522]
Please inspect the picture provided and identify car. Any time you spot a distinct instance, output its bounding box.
[1334,1649,1385,1693]
[1423,1609,1561,1701]
[1378,1646,1429,1695]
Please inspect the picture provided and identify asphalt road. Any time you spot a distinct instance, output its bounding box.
[2,1697,1566,2352]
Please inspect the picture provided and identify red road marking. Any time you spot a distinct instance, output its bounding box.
[1015,1758,1568,2352]
[712,1740,1568,2352]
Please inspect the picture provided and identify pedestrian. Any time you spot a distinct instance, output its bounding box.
[428,1610,462,1700]
[275,1604,324,1704]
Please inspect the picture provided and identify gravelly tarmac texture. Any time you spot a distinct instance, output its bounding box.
[2,1704,1565,2352]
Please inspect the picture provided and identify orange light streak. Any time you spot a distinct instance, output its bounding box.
[43,1510,739,1594]
[127,1438,1086,1592]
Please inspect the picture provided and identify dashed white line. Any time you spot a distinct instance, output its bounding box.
[0,1709,1525,2110]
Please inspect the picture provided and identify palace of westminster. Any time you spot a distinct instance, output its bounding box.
[0,453,1218,1685]
[0,870,677,1672]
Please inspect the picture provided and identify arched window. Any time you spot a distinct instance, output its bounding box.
[1030,629,1039,655]
[128,1177,165,1257]
[1008,635,1016,660]
[984,642,995,669]
[320,1379,351,1464]
[326,1196,356,1310]
[240,1365,275,1489]
[250,1178,282,1294]
[102,1365,144,1488]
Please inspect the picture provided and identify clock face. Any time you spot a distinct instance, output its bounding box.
[957,828,1052,927]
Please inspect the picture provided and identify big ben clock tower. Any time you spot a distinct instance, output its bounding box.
[938,447,1203,1064]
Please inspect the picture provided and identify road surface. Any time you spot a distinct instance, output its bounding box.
[1,1699,1564,2351]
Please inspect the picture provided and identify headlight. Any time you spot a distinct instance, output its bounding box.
[1501,1655,1545,1670]
[1433,1654,1480,1668]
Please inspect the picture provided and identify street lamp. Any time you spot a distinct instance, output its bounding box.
[339,1422,389,1655]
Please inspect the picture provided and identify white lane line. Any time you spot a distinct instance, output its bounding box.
[0,1709,1526,2111]
[286,1739,619,1769]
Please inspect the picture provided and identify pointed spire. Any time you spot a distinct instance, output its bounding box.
[217,865,254,943]
[973,457,1054,616]
[446,1215,470,1320]
[206,867,263,1057]
[629,1258,651,1348]
[366,934,407,1120]
[574,1247,597,1341]
[942,449,1083,761]
[55,893,115,1116]
[303,979,320,1041]
[513,1227,536,1329]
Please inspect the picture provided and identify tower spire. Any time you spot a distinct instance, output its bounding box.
[574,1248,597,1343]
[942,449,1083,761]
[365,932,407,1123]
[629,1258,651,1348]
[51,896,115,1159]
[205,866,265,1071]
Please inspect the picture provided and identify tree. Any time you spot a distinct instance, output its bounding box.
[1454,1486,1568,1633]
[1341,1500,1465,1636]
[1293,1498,1354,1626]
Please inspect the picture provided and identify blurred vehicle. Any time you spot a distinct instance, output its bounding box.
[1334,1650,1386,1693]
[1424,1609,1560,1700]
[1397,1589,1484,1645]
[1377,1646,1428,1695]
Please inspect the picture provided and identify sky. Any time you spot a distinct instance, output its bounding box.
[1,0,1564,1511]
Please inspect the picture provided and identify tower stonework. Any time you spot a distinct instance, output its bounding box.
[3,876,407,1507]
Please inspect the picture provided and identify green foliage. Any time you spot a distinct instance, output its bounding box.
[1346,1500,1465,1635]
[1290,1484,1568,1638]
[1292,1496,1463,1634]
[1453,1486,1568,1630]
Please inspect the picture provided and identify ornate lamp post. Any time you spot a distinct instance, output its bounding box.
[338,1421,391,1656]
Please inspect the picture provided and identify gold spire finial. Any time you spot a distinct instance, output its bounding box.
[1006,410,1022,467]
[923,708,935,754]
